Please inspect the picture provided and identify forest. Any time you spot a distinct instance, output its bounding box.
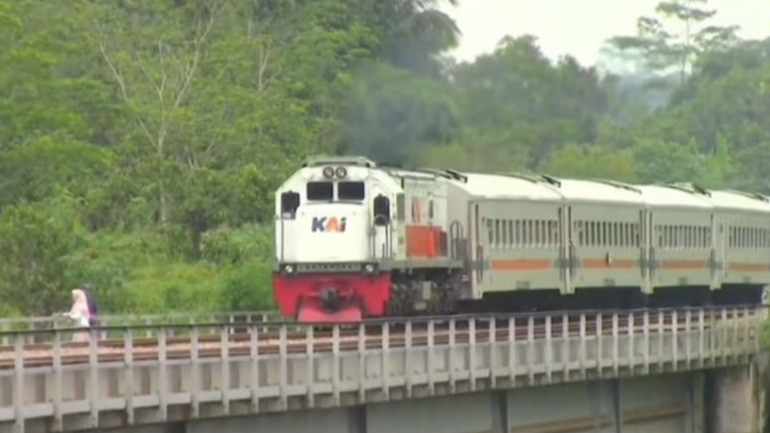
[1,0,769,316]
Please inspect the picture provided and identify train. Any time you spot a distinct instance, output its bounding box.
[272,156,770,322]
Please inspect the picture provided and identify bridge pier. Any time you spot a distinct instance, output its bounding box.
[707,363,766,433]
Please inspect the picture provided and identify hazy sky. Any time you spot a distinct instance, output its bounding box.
[441,0,770,66]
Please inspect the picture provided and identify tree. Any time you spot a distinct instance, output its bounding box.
[449,35,614,169]
[605,0,738,84]
[96,0,230,226]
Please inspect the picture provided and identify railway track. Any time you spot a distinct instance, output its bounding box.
[0,306,759,370]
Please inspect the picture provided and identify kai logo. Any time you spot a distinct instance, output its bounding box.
[311,216,347,233]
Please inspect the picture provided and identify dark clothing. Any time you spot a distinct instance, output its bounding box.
[81,287,100,327]
[88,299,99,326]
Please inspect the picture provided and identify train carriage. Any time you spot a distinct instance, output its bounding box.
[709,190,770,294]
[544,178,646,295]
[637,184,715,299]
[445,173,564,303]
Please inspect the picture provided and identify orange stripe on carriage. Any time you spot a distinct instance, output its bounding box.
[581,258,635,269]
[728,262,769,272]
[490,259,551,271]
[661,260,708,270]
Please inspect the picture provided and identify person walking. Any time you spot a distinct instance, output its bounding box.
[64,288,91,343]
[80,283,100,327]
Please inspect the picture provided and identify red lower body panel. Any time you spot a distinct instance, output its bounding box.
[273,272,391,323]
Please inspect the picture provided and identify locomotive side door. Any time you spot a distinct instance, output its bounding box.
[640,209,651,294]
[712,213,723,290]
[559,205,574,295]
[370,185,394,260]
[469,201,483,298]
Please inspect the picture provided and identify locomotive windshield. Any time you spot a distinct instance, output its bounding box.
[338,181,364,200]
[304,180,365,202]
[306,181,333,200]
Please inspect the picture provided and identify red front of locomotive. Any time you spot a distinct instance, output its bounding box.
[273,266,391,322]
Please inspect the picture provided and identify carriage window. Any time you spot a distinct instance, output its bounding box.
[502,220,508,247]
[307,181,333,201]
[338,181,365,200]
[280,191,300,217]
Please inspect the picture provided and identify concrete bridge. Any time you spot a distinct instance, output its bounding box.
[0,307,766,433]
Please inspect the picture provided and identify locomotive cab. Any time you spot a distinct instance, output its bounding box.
[273,157,398,322]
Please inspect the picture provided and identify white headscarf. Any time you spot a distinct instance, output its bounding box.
[67,289,90,328]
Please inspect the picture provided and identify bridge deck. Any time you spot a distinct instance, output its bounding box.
[0,307,764,433]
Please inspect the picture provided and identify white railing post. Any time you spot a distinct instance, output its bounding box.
[405,321,413,397]
[89,328,99,429]
[611,313,618,376]
[332,325,341,405]
[306,326,315,408]
[157,328,168,422]
[596,313,603,377]
[190,326,200,418]
[627,312,634,369]
[220,325,231,415]
[562,314,569,376]
[545,315,553,381]
[250,324,260,414]
[358,323,366,402]
[579,313,586,378]
[124,328,135,425]
[527,316,534,383]
[428,320,436,395]
[382,323,391,399]
[490,318,497,388]
[715,308,728,365]
[469,318,477,392]
[698,309,705,367]
[279,325,288,409]
[672,310,679,370]
[685,309,692,367]
[509,317,517,384]
[52,330,63,432]
[642,310,651,374]
[13,333,24,433]
[657,310,664,370]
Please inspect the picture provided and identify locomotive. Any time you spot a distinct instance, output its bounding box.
[273,156,770,322]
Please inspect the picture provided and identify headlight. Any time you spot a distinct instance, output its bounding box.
[364,264,375,273]
[284,264,294,274]
[335,166,347,179]
[322,166,334,178]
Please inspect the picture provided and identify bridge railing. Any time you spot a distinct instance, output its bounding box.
[0,311,283,345]
[0,305,765,433]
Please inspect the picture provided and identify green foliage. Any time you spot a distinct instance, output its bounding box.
[605,0,738,83]
[543,144,637,182]
[1,0,769,317]
[219,264,276,312]
[0,194,87,314]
